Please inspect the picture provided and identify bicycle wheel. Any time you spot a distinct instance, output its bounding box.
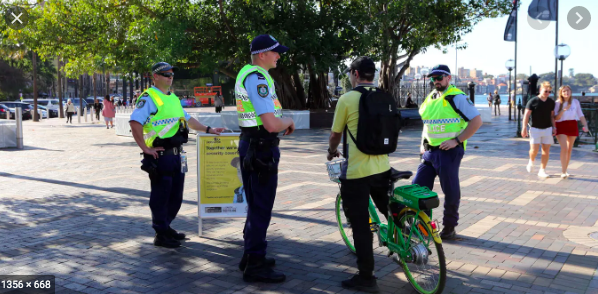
[394,208,446,294]
[335,193,356,254]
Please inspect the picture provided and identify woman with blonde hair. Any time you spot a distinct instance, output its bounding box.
[554,85,589,178]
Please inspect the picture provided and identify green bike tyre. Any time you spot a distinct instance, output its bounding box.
[395,208,446,294]
[335,193,356,254]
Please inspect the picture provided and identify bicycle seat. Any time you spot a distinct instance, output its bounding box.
[390,168,413,183]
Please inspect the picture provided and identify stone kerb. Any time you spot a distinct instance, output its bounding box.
[0,120,17,148]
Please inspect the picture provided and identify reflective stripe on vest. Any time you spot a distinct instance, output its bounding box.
[419,85,469,148]
[141,87,186,148]
[234,64,283,127]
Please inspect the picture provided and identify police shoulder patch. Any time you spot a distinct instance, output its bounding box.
[136,99,146,109]
[257,84,269,98]
[256,73,266,80]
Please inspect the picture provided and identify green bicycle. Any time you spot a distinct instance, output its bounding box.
[326,158,446,294]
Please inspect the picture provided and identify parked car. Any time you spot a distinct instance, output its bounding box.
[21,98,61,111]
[37,105,57,118]
[0,102,32,120]
[0,104,15,119]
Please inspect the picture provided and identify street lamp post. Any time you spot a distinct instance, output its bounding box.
[414,74,422,107]
[554,43,571,88]
[505,59,514,120]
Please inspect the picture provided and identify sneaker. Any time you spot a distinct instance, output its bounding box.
[526,161,534,173]
[538,169,549,178]
[341,274,380,293]
[440,226,457,240]
[566,172,571,177]
[561,173,568,179]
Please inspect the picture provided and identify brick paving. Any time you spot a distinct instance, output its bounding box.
[1,110,598,294]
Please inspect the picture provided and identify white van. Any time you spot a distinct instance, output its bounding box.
[22,99,61,111]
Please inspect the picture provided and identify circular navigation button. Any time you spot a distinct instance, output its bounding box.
[3,5,29,30]
[568,6,591,30]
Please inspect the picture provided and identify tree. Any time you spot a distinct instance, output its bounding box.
[365,0,511,101]
[572,73,597,88]
[516,73,528,80]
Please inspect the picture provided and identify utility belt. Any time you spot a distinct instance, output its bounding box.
[140,145,187,179]
[423,139,462,151]
[242,136,280,185]
[240,126,278,141]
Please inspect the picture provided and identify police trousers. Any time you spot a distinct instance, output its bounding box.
[340,170,390,278]
[412,145,464,227]
[145,153,185,233]
[238,139,280,256]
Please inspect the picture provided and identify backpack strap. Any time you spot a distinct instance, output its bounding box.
[444,94,472,122]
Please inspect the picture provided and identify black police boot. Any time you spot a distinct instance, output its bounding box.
[440,226,457,240]
[341,274,380,293]
[153,232,181,248]
[243,254,285,283]
[167,227,186,241]
[238,253,276,271]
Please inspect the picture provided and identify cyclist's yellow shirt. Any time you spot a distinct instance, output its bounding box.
[331,85,391,180]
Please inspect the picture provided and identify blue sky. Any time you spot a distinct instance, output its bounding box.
[409,0,597,78]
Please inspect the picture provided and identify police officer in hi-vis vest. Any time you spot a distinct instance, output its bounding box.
[236,35,295,283]
[413,65,482,240]
[130,62,226,248]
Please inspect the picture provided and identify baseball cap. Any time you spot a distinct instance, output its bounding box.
[250,34,289,55]
[427,64,451,77]
[348,56,376,75]
[152,62,179,73]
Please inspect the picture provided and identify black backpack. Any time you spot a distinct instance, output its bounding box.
[343,86,401,156]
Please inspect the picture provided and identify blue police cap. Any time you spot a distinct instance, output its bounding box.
[427,65,451,77]
[152,62,179,73]
[250,35,289,55]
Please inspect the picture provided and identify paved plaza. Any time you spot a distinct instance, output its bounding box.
[1,109,598,294]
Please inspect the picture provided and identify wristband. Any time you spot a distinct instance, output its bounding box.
[454,137,461,144]
[327,147,337,154]
[205,126,211,134]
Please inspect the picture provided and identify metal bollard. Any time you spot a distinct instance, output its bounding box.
[78,107,81,123]
[91,108,94,123]
[84,108,88,122]
[16,108,23,149]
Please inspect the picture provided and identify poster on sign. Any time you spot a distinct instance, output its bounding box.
[197,133,246,234]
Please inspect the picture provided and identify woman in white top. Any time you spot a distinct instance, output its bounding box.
[65,99,75,124]
[554,85,589,178]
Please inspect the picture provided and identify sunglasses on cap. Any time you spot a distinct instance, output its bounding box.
[430,75,446,82]
[156,72,174,78]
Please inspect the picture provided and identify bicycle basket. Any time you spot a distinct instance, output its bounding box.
[325,158,346,183]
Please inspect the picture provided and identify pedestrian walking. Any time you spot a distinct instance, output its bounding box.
[65,99,75,123]
[493,90,501,116]
[326,56,401,293]
[129,62,225,249]
[412,64,482,240]
[487,93,493,108]
[214,94,224,113]
[102,95,116,129]
[235,35,294,283]
[521,82,556,178]
[93,99,102,121]
[554,85,589,178]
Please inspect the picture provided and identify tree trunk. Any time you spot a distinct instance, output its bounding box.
[93,73,97,104]
[57,56,64,118]
[106,71,110,95]
[32,52,39,121]
[79,75,84,118]
[292,70,306,108]
[269,66,305,110]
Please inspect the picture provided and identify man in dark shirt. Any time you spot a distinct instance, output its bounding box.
[521,82,556,178]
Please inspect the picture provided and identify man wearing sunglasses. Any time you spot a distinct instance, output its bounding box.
[413,65,482,240]
[130,62,226,248]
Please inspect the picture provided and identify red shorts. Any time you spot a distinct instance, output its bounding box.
[556,120,579,137]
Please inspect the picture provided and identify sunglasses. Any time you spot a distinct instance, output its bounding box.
[430,76,446,82]
[156,72,174,78]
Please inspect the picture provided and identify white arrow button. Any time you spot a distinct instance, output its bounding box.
[576,12,583,24]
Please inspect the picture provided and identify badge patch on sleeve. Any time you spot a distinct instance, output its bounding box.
[136,99,146,109]
[257,84,269,98]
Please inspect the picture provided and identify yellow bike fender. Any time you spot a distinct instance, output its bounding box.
[399,208,442,244]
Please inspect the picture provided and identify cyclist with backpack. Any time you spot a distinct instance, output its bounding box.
[413,65,482,240]
[327,56,401,293]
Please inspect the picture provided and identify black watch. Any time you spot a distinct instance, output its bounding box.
[454,137,461,144]
[205,126,211,134]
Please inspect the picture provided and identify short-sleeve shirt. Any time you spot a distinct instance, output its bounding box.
[430,92,481,121]
[129,86,191,125]
[554,99,584,122]
[526,96,555,129]
[244,72,275,116]
[331,85,390,180]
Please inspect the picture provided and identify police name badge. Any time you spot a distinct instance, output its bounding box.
[136,99,146,109]
[257,84,269,98]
